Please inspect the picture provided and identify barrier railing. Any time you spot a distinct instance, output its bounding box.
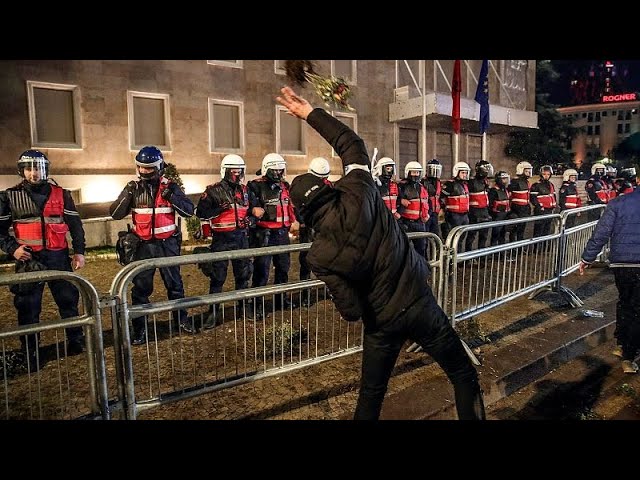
[0,271,109,419]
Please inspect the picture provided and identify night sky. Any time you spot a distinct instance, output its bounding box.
[548,60,640,107]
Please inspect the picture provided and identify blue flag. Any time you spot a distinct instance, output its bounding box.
[475,59,490,134]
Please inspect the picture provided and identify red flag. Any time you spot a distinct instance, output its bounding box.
[452,60,461,134]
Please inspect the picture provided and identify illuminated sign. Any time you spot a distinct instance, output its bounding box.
[602,93,637,102]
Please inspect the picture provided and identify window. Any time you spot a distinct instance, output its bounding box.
[594,125,600,135]
[587,113,593,123]
[602,111,608,117]
[127,91,171,150]
[618,111,624,120]
[331,60,357,85]
[27,81,82,149]
[595,112,601,122]
[625,123,631,133]
[275,61,286,75]
[612,110,617,116]
[207,60,243,69]
[587,126,593,135]
[209,99,244,153]
[625,110,632,120]
[582,113,587,118]
[332,112,357,157]
[276,106,305,154]
[618,124,623,134]
[398,127,419,176]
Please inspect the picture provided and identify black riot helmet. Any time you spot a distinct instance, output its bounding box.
[475,160,494,178]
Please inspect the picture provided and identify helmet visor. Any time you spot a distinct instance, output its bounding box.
[427,164,442,178]
[20,160,48,184]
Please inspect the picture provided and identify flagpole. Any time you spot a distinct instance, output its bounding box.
[482,132,487,160]
[454,133,459,164]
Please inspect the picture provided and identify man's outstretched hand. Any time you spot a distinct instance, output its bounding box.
[276,86,314,120]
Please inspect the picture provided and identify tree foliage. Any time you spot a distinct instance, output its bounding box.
[504,60,581,171]
[613,132,640,165]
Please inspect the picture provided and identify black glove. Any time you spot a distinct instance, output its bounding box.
[125,180,137,195]
[219,201,231,210]
[161,184,175,201]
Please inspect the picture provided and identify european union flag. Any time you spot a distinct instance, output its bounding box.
[475,59,490,134]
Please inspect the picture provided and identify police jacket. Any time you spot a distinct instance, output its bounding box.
[530,179,557,212]
[508,176,531,214]
[248,177,296,229]
[196,179,249,232]
[375,177,399,214]
[585,175,608,205]
[0,181,85,257]
[441,179,469,214]
[582,188,640,264]
[559,181,581,210]
[110,177,194,240]
[422,177,442,214]
[488,185,510,214]
[302,108,430,328]
[397,179,429,221]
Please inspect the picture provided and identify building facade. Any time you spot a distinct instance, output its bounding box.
[0,60,538,215]
[557,94,640,171]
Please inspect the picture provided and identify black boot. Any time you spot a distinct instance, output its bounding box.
[131,325,146,345]
[21,333,41,372]
[203,306,222,330]
[274,293,296,310]
[246,299,264,321]
[300,289,312,308]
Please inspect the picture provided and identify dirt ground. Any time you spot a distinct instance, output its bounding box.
[0,244,612,420]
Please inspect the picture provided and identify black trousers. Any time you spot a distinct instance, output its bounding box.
[465,209,491,251]
[251,227,291,287]
[354,290,485,420]
[10,249,83,350]
[442,212,470,252]
[400,218,427,258]
[208,230,252,294]
[613,268,640,361]
[425,211,442,239]
[489,211,508,246]
[131,236,186,332]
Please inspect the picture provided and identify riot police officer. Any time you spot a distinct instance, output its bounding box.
[507,161,532,243]
[465,160,493,252]
[488,171,511,246]
[110,146,195,345]
[421,159,443,239]
[397,161,430,258]
[585,162,608,221]
[530,165,557,241]
[372,157,400,219]
[196,154,253,328]
[558,168,581,228]
[441,162,470,249]
[0,150,86,370]
[248,153,297,319]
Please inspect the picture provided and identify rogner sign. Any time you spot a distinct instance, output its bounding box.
[601,93,637,102]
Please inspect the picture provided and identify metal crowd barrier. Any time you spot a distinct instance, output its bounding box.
[108,244,363,419]
[0,271,109,420]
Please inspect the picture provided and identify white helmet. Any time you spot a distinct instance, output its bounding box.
[404,161,423,179]
[261,153,287,178]
[220,154,246,183]
[452,161,471,179]
[308,157,330,178]
[606,165,617,176]
[516,161,533,176]
[563,168,578,182]
[591,162,606,176]
[372,157,396,178]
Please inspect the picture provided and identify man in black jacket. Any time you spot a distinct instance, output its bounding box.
[278,86,485,420]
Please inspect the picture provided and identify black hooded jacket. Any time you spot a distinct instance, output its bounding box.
[303,109,430,328]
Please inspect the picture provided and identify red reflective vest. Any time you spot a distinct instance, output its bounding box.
[380,181,398,214]
[400,184,429,221]
[428,180,442,214]
[210,186,249,232]
[132,178,177,240]
[469,191,489,209]
[536,183,557,209]
[444,181,469,214]
[256,183,295,229]
[13,185,68,252]
[510,189,530,206]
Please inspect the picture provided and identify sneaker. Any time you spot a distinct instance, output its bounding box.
[66,338,85,356]
[25,349,42,373]
[621,360,638,374]
[611,345,624,359]
[179,319,196,334]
